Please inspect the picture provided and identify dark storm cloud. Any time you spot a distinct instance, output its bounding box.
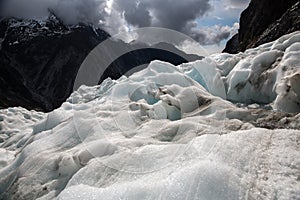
[113,0,151,27]
[53,0,106,25]
[113,0,211,31]
[0,0,106,25]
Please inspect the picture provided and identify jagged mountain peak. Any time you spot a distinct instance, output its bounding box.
[0,14,111,111]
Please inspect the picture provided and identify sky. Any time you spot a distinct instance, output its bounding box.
[199,0,250,53]
[1,0,250,54]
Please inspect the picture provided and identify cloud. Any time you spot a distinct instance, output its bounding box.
[112,0,211,34]
[1,0,107,25]
[113,0,151,27]
[110,0,236,45]
[54,0,107,25]
[0,0,242,46]
[226,0,249,9]
[189,23,238,45]
[176,40,209,56]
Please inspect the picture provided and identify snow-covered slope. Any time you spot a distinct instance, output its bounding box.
[0,32,300,199]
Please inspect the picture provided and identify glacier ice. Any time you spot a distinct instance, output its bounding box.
[0,32,300,199]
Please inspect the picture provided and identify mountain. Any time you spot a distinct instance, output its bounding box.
[223,0,300,53]
[0,13,202,112]
[98,41,202,83]
[0,31,300,199]
[0,13,110,111]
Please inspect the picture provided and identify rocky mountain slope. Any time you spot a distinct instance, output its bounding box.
[0,13,110,111]
[223,0,300,53]
[0,13,201,112]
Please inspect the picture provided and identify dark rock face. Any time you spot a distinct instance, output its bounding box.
[99,42,202,83]
[254,2,300,47]
[0,14,110,111]
[223,34,240,54]
[0,14,202,112]
[223,0,300,53]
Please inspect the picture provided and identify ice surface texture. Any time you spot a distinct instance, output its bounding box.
[0,32,300,199]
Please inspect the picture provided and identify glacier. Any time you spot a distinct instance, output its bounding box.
[0,32,300,199]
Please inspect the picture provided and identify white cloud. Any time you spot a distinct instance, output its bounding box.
[176,40,209,56]
[190,23,239,45]
[225,0,250,9]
